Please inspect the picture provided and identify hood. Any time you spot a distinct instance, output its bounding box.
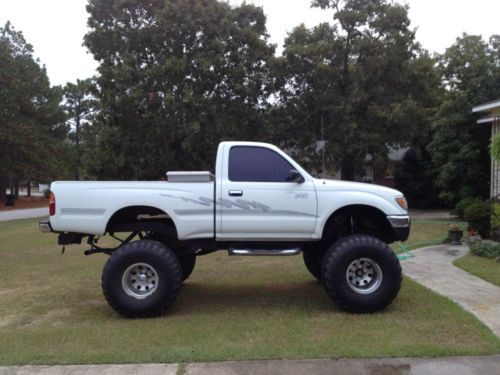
[314,178,401,196]
[313,178,406,211]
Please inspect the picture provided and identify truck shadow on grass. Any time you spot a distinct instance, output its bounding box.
[155,280,338,317]
[88,279,343,319]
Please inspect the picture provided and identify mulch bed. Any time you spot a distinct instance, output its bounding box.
[0,196,48,211]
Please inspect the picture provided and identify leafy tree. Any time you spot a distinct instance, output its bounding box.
[429,34,500,205]
[274,0,436,180]
[84,0,275,180]
[0,22,68,200]
[63,78,97,180]
[394,145,443,209]
[393,53,443,208]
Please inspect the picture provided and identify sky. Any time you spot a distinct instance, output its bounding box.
[0,0,499,87]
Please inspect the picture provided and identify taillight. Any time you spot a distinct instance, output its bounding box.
[49,192,55,216]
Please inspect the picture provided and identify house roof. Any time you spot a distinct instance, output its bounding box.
[472,98,500,113]
[364,146,409,162]
[477,116,494,124]
[387,146,409,161]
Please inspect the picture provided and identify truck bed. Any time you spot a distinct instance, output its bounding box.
[49,180,215,239]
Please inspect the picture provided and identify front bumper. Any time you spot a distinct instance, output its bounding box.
[39,220,53,233]
[387,215,411,242]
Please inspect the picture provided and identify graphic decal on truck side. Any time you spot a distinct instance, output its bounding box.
[160,193,316,217]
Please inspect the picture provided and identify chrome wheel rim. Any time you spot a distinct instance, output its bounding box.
[345,258,383,295]
[122,263,159,299]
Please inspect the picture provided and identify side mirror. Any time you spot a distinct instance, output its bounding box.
[286,169,305,183]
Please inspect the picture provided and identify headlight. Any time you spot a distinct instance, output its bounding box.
[395,196,408,210]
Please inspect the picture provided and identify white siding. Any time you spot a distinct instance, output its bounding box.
[492,116,500,198]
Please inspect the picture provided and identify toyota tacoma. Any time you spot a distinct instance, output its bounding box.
[39,141,410,318]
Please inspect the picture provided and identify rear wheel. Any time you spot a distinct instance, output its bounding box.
[322,234,402,313]
[102,240,182,318]
[144,233,196,281]
[302,249,326,281]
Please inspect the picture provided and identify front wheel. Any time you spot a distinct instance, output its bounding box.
[178,253,196,281]
[302,249,326,281]
[101,240,183,318]
[322,234,402,313]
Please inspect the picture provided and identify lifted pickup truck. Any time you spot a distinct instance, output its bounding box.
[40,141,410,318]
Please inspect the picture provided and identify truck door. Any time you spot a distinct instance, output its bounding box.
[218,145,317,240]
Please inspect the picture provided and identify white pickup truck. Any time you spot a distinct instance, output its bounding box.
[40,141,410,318]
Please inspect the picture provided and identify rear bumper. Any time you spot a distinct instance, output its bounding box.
[387,215,411,242]
[39,221,84,245]
[39,220,53,233]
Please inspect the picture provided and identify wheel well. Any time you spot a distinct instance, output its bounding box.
[106,205,178,241]
[322,205,396,243]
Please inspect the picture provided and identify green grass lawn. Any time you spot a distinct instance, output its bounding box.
[0,218,498,365]
[391,219,453,253]
[454,254,500,287]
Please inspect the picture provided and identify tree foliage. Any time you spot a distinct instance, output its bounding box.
[394,144,443,209]
[0,22,69,195]
[2,0,498,214]
[429,34,500,205]
[273,0,437,180]
[84,0,275,179]
[62,78,97,180]
[393,53,443,208]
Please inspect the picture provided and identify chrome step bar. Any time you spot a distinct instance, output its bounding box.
[228,248,301,256]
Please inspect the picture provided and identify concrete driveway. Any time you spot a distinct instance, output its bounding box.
[0,208,48,222]
[402,245,500,337]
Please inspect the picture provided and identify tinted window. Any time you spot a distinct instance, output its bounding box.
[229,146,294,182]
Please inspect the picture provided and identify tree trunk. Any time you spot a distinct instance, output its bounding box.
[9,175,14,196]
[340,158,355,181]
[14,177,20,199]
[0,173,5,201]
[27,180,31,197]
[75,113,81,180]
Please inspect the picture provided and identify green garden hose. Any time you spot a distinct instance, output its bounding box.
[396,220,468,261]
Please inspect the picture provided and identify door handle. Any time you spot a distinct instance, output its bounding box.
[228,190,243,197]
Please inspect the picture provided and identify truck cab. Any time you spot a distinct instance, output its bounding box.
[215,142,318,240]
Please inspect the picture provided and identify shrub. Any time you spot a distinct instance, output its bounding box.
[491,133,500,162]
[453,197,482,219]
[470,241,500,260]
[463,201,491,238]
[492,202,500,228]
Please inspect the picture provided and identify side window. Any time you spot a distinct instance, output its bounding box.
[229,146,294,182]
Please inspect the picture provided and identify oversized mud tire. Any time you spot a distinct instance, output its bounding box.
[302,249,326,281]
[178,254,196,281]
[144,233,196,281]
[322,234,402,313]
[102,240,182,318]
